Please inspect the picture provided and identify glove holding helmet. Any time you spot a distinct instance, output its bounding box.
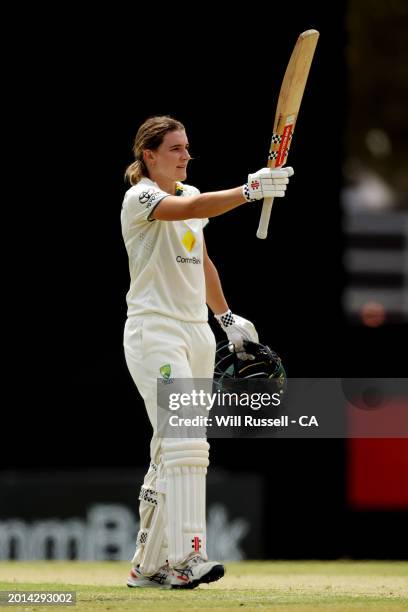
[214,310,259,360]
[214,338,287,394]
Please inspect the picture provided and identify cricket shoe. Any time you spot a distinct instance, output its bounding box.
[126,564,172,589]
[171,554,225,589]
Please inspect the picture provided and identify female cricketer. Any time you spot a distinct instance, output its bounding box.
[121,115,293,589]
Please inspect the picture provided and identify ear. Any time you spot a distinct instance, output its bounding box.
[143,149,155,164]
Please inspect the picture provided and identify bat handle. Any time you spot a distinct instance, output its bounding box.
[256,196,275,239]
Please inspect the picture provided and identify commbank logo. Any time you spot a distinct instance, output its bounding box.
[182,230,196,252]
[176,256,201,264]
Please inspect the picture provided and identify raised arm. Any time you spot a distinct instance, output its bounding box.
[151,168,293,222]
[152,187,246,221]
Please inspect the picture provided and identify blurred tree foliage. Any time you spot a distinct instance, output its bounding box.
[346,0,408,206]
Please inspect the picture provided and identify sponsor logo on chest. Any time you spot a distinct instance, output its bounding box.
[175,223,202,265]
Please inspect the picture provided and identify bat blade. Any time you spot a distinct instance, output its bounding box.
[256,29,319,239]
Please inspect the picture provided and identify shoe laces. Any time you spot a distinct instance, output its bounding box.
[174,554,204,575]
[188,554,205,566]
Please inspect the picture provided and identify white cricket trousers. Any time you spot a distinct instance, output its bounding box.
[123,313,216,568]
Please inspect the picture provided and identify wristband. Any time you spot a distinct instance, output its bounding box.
[242,184,257,203]
[214,309,235,328]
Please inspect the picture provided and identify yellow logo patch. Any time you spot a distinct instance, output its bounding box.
[182,230,196,252]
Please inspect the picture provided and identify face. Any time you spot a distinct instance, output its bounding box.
[144,129,191,183]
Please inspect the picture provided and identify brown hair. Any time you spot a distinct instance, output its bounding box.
[124,115,185,185]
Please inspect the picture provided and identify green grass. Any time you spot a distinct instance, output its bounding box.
[0,561,407,611]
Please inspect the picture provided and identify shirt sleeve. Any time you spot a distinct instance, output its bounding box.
[124,185,170,224]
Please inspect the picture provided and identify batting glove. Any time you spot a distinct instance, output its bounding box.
[243,166,294,202]
[214,310,259,360]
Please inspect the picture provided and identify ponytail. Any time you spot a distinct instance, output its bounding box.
[124,159,147,185]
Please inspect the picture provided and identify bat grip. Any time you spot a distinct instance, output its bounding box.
[256,196,275,239]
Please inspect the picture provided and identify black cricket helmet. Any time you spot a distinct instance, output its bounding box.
[214,340,286,392]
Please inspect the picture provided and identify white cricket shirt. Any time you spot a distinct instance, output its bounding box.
[121,177,209,322]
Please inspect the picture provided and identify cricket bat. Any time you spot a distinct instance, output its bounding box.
[256,29,319,239]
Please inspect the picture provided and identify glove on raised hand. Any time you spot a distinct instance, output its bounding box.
[214,310,259,360]
[243,166,294,202]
